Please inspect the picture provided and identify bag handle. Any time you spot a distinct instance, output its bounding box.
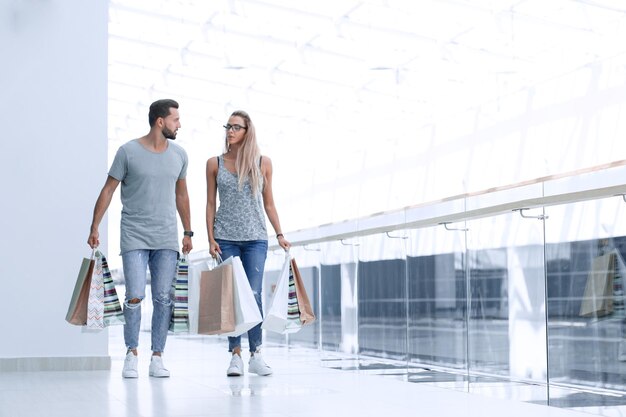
[206,253,223,270]
[214,253,224,264]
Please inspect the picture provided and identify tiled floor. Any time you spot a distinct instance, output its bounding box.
[0,327,596,417]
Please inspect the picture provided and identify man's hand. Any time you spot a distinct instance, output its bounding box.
[87,228,99,249]
[182,235,193,254]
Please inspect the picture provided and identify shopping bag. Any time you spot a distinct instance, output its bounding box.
[220,256,263,337]
[169,254,189,333]
[291,257,316,325]
[287,266,301,325]
[66,251,96,325]
[100,250,125,326]
[580,252,615,317]
[187,258,207,334]
[198,260,236,335]
[86,252,105,329]
[262,252,303,334]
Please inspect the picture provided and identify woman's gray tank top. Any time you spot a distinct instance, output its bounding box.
[213,155,268,241]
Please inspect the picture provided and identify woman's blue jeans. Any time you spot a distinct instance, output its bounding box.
[216,239,268,353]
[121,249,177,353]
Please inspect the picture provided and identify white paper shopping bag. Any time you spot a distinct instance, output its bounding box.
[220,256,263,337]
[262,252,302,334]
[187,258,212,335]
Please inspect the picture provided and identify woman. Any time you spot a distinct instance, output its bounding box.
[206,110,291,377]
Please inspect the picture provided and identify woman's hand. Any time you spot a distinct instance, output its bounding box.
[277,235,291,251]
[209,239,221,258]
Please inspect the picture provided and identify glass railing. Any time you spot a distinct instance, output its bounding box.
[258,163,626,415]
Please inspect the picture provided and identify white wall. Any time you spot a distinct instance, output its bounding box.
[0,0,108,366]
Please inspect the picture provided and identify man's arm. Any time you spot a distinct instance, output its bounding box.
[87,175,120,248]
[176,178,193,254]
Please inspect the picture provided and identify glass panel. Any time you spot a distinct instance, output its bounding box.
[545,197,626,414]
[319,239,360,369]
[320,262,342,350]
[466,210,548,403]
[356,232,408,375]
[406,224,469,389]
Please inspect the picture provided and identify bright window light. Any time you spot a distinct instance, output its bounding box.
[106,0,626,267]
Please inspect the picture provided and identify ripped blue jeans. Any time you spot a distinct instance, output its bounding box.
[215,239,268,353]
[121,249,177,353]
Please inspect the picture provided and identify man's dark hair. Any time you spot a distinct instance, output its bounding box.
[148,99,179,127]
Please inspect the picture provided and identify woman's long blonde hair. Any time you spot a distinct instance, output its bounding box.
[224,110,262,194]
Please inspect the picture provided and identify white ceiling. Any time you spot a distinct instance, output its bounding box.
[108,0,626,148]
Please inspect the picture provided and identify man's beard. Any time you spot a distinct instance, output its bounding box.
[162,127,177,139]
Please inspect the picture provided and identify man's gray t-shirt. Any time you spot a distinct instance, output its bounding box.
[108,139,188,254]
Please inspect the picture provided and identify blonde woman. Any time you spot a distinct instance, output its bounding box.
[206,110,291,376]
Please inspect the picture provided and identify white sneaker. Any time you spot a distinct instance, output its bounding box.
[248,352,272,376]
[149,355,170,378]
[227,354,244,377]
[122,351,138,378]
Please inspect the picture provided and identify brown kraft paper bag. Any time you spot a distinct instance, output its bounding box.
[290,258,316,325]
[66,257,96,325]
[198,263,236,334]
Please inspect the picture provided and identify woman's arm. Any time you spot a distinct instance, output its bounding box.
[261,156,291,250]
[206,157,221,256]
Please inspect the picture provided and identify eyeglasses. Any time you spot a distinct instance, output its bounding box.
[223,124,247,132]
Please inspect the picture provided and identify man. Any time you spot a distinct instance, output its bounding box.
[88,99,193,378]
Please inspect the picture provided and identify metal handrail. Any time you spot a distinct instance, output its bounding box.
[269,161,626,250]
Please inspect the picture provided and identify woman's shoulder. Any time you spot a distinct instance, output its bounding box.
[206,155,221,171]
[260,154,272,165]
